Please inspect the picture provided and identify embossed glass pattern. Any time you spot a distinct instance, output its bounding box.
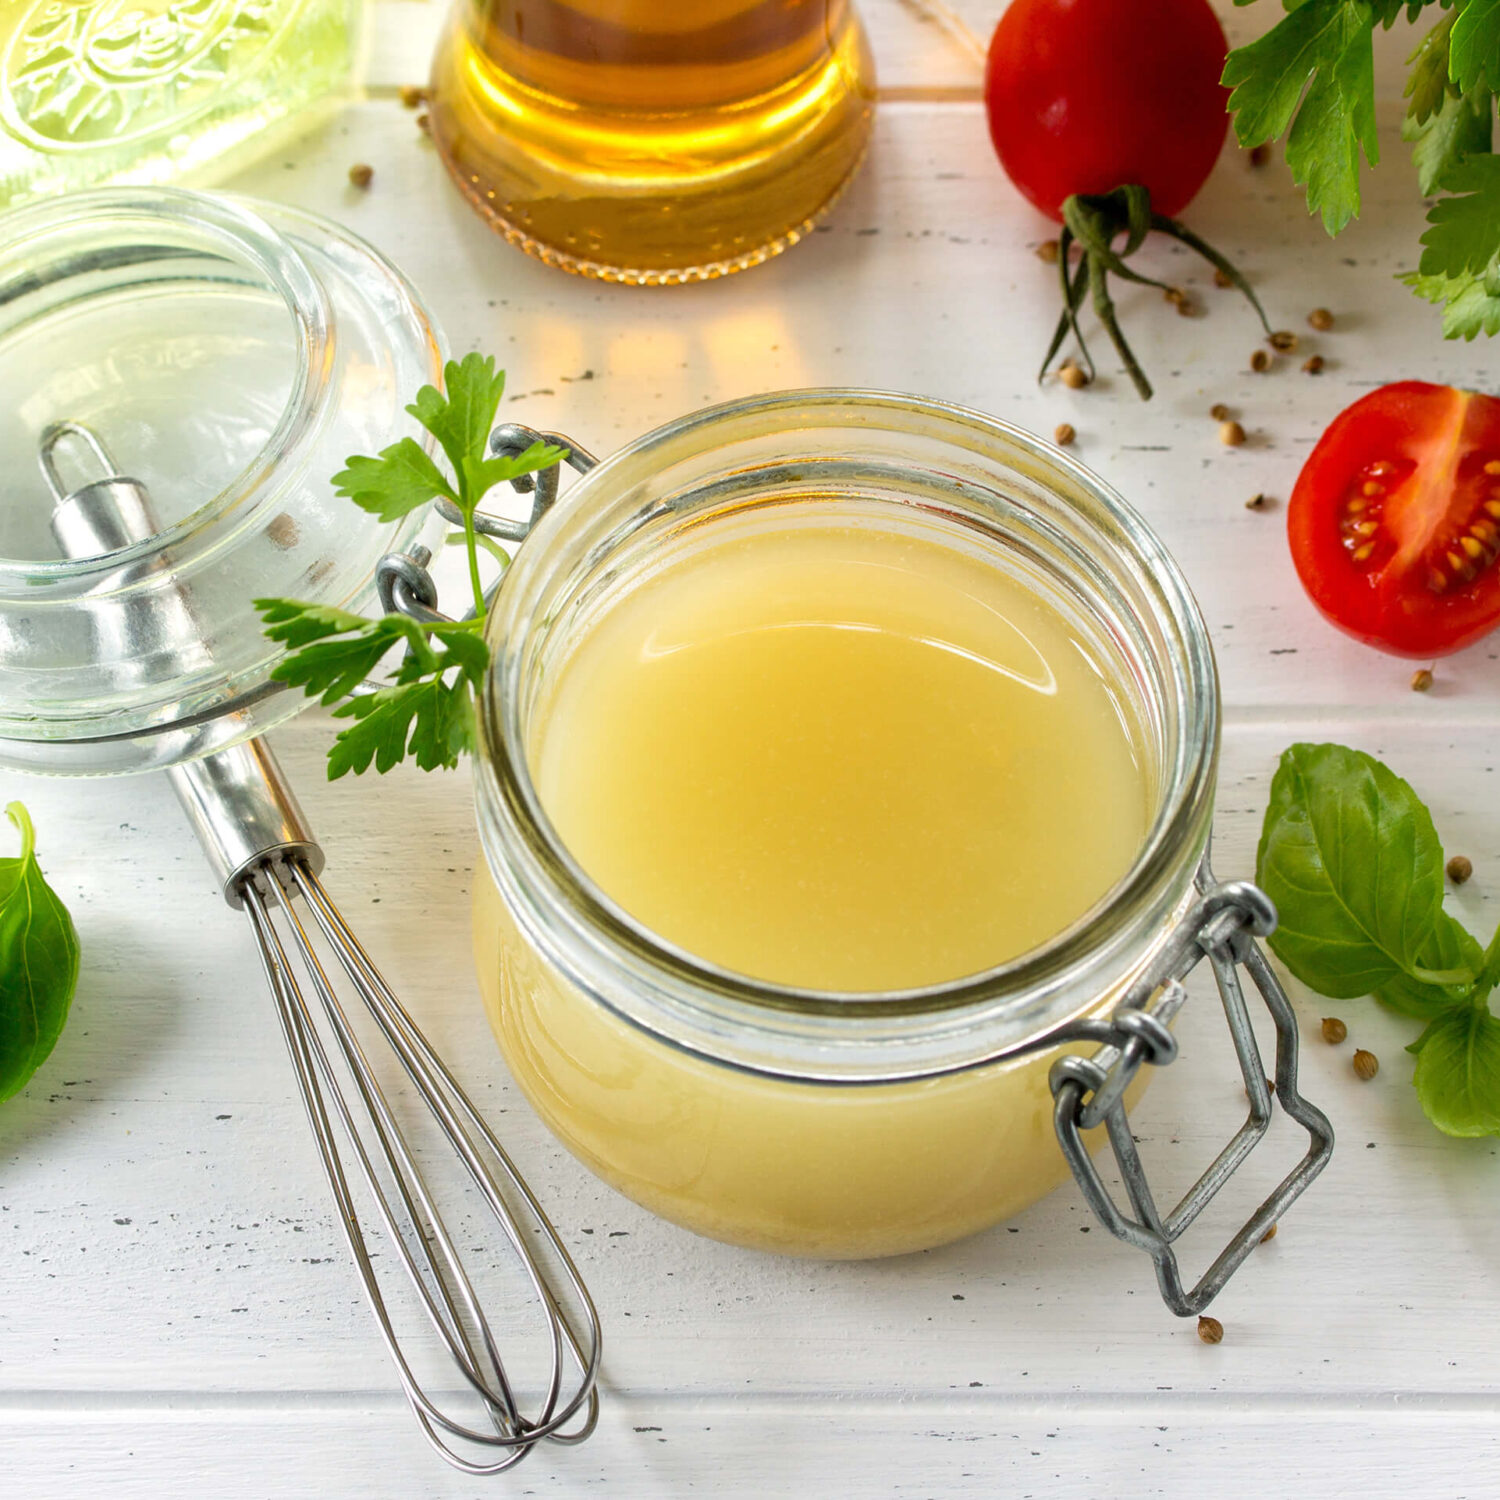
[0,0,362,206]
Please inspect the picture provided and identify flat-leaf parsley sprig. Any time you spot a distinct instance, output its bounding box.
[1226,0,1500,338]
[255,355,567,778]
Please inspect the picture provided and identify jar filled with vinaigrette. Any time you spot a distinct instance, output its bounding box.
[427,1,875,283]
[470,393,1333,1313]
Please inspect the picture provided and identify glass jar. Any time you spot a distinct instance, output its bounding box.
[471,391,1228,1259]
[427,0,876,284]
[0,187,444,775]
[0,0,362,208]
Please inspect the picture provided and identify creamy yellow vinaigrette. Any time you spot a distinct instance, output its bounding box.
[531,522,1148,990]
[474,510,1159,1256]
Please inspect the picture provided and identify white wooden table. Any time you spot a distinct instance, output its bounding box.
[6,4,1500,1495]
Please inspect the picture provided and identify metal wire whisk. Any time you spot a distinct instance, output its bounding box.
[42,422,602,1475]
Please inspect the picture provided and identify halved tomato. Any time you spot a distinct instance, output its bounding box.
[1288,381,1500,658]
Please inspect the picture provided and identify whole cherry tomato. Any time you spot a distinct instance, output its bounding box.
[1289,382,1500,658]
[984,0,1232,222]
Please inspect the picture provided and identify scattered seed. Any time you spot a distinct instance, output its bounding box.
[1250,348,1271,373]
[1411,667,1434,692]
[1054,422,1076,447]
[1036,239,1060,264]
[1245,492,1273,511]
[1447,854,1474,884]
[1269,329,1299,352]
[1303,354,1325,375]
[1176,297,1196,318]
[1197,1315,1225,1344]
[1210,403,1231,421]
[1308,307,1335,331]
[1353,1049,1379,1081]
[1260,1223,1278,1244]
[347,162,373,189]
[1059,363,1088,390]
[1219,420,1246,448]
[398,84,428,110]
[416,111,431,134]
[1214,267,1234,289]
[1321,1017,1348,1044]
[1249,143,1272,168]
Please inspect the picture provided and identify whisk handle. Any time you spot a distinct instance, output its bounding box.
[169,739,324,908]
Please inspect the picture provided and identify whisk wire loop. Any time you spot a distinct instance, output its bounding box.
[239,858,601,1474]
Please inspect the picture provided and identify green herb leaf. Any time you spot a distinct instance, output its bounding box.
[1449,0,1500,94]
[333,437,457,523]
[1223,0,1382,234]
[256,603,435,704]
[460,441,570,507]
[1403,83,1494,193]
[1255,742,1471,999]
[408,354,509,509]
[1377,910,1486,1016]
[1416,151,1500,278]
[327,676,475,777]
[1409,1003,1500,1136]
[1401,264,1500,336]
[0,804,81,1103]
[1404,11,1456,127]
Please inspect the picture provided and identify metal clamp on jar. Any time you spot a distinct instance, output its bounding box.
[375,391,1334,1317]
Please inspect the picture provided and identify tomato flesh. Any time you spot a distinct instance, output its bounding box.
[984,0,1231,221]
[1288,382,1500,658]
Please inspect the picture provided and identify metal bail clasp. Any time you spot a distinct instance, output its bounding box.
[1049,856,1335,1317]
[376,424,597,625]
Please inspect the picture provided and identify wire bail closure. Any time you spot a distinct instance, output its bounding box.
[1048,857,1335,1316]
[376,424,597,626]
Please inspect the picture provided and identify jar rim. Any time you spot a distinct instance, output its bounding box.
[477,390,1220,1062]
[0,186,331,585]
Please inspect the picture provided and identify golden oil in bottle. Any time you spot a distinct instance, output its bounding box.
[428,0,876,284]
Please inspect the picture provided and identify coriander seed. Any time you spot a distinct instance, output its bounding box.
[1250,348,1271,373]
[1059,363,1088,390]
[1210,402,1231,421]
[416,111,431,134]
[1446,854,1474,884]
[1269,329,1299,352]
[348,163,374,189]
[1308,307,1335,331]
[1249,143,1271,168]
[1218,420,1246,447]
[1260,1223,1278,1244]
[1054,422,1076,447]
[1214,267,1233,289]
[1036,239,1060,264]
[398,84,427,109]
[1353,1049,1379,1081]
[1197,1315,1225,1344]
[1303,354,1325,375]
[1245,492,1271,510]
[1411,667,1434,692]
[1321,1017,1348,1045]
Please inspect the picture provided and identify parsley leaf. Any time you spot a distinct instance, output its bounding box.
[334,438,456,522]
[1416,150,1500,275]
[256,358,567,779]
[1449,0,1500,94]
[1401,265,1500,336]
[1224,0,1383,234]
[0,804,81,1103]
[1404,83,1494,193]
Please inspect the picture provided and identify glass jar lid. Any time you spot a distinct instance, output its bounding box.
[0,187,444,775]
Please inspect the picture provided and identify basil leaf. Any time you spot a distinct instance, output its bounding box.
[1256,742,1470,1000]
[1409,1004,1500,1137]
[1376,912,1484,1017]
[0,803,81,1102]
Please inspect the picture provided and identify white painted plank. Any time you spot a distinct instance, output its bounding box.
[6,1397,1500,1499]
